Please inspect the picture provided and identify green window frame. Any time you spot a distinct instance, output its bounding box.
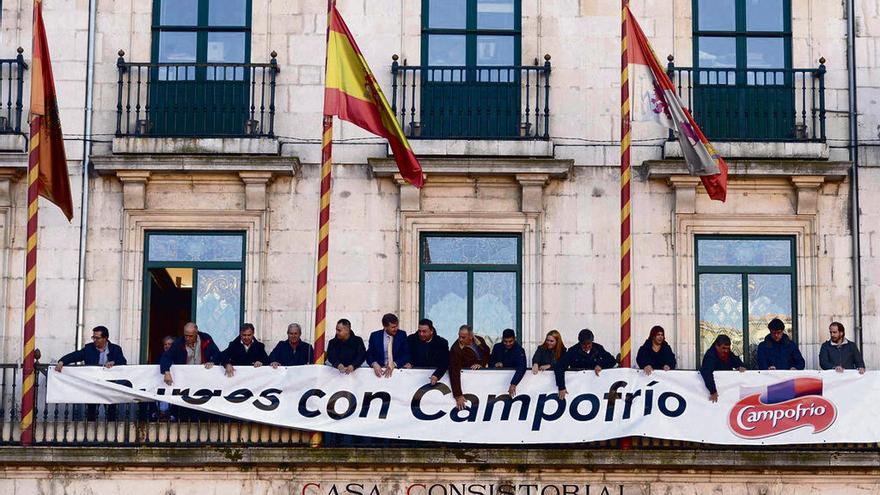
[419,233,522,346]
[151,0,253,77]
[694,235,798,367]
[141,230,247,362]
[421,0,522,75]
[693,0,791,75]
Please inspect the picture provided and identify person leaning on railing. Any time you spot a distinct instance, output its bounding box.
[448,324,490,410]
[366,313,410,378]
[489,328,527,397]
[635,325,677,375]
[699,334,747,403]
[160,322,222,385]
[403,318,449,385]
[819,321,866,374]
[55,325,126,372]
[555,328,616,400]
[269,323,314,367]
[532,329,566,374]
[219,322,269,377]
[326,318,367,374]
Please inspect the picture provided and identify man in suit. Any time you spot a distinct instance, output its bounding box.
[269,323,314,367]
[366,313,410,378]
[160,322,222,385]
[55,325,127,371]
[220,323,270,376]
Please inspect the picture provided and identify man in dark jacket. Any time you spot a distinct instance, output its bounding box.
[160,322,222,385]
[556,329,617,400]
[55,326,127,372]
[269,323,314,367]
[756,318,805,370]
[700,334,746,402]
[326,319,366,373]
[489,328,527,396]
[366,313,410,378]
[220,323,270,376]
[819,321,866,373]
[449,324,491,409]
[404,318,449,385]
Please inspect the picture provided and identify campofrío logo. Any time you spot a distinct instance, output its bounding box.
[728,377,836,439]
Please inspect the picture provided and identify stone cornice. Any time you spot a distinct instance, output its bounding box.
[368,157,572,179]
[91,154,299,176]
[642,159,851,180]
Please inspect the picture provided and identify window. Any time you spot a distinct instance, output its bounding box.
[419,234,521,345]
[695,236,797,366]
[692,0,793,140]
[141,231,246,362]
[420,0,522,138]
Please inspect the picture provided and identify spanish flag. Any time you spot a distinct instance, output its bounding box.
[324,5,424,188]
[30,0,73,220]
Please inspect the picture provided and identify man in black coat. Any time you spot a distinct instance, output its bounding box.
[556,328,617,400]
[160,322,223,385]
[489,328,528,396]
[220,323,270,376]
[699,334,746,402]
[269,323,314,367]
[404,318,449,385]
[326,319,366,373]
[55,326,127,372]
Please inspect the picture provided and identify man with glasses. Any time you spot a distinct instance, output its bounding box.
[55,325,127,372]
[269,323,315,367]
[756,318,805,371]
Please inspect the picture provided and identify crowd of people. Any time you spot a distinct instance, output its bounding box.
[56,314,867,408]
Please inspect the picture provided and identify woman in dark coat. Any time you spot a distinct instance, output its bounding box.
[636,325,677,374]
[531,329,566,373]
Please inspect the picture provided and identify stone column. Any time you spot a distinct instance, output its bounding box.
[117,171,151,210]
[516,173,549,213]
[668,176,702,215]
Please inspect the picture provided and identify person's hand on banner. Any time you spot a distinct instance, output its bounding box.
[470,364,482,370]
[508,384,517,397]
[709,392,719,403]
[372,363,383,377]
[430,375,439,385]
[105,361,115,369]
[859,367,866,374]
[662,365,670,371]
[558,388,567,400]
[204,362,214,370]
[163,371,173,385]
[344,365,354,374]
[455,395,467,410]
[270,362,281,369]
[54,361,64,373]
[532,364,540,374]
[253,361,262,368]
[643,365,653,375]
[383,365,394,378]
[737,367,746,372]
[225,364,235,377]
[594,365,602,376]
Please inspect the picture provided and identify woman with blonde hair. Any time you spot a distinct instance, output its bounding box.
[532,329,566,373]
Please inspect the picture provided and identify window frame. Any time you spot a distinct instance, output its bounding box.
[418,232,523,342]
[150,0,253,74]
[694,234,798,367]
[692,0,792,75]
[140,230,247,361]
[420,0,522,72]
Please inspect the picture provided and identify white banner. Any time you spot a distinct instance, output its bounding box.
[47,365,880,445]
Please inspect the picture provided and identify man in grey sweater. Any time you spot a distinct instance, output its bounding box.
[819,321,865,374]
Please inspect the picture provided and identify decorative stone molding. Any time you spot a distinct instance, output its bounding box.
[790,175,826,215]
[368,156,572,179]
[117,171,150,210]
[393,174,420,212]
[516,173,549,213]
[667,176,702,215]
[644,159,850,180]
[238,171,274,211]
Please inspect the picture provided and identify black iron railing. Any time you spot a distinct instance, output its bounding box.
[0,48,28,135]
[115,50,279,138]
[390,55,551,140]
[666,56,826,142]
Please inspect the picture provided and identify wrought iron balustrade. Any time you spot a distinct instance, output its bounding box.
[0,48,28,136]
[390,55,552,140]
[665,57,826,142]
[115,50,279,138]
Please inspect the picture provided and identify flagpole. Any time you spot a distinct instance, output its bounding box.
[20,119,40,446]
[620,0,632,370]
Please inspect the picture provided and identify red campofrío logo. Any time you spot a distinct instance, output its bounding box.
[728,377,836,439]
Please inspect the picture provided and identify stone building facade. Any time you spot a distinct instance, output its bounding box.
[0,0,877,492]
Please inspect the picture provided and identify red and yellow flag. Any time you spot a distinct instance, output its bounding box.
[30,0,73,220]
[324,5,424,188]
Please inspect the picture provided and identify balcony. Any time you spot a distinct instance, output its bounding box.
[389,55,551,142]
[0,48,28,152]
[666,57,826,143]
[114,50,279,140]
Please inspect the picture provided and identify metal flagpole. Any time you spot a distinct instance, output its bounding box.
[619,0,633,371]
[20,119,40,445]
